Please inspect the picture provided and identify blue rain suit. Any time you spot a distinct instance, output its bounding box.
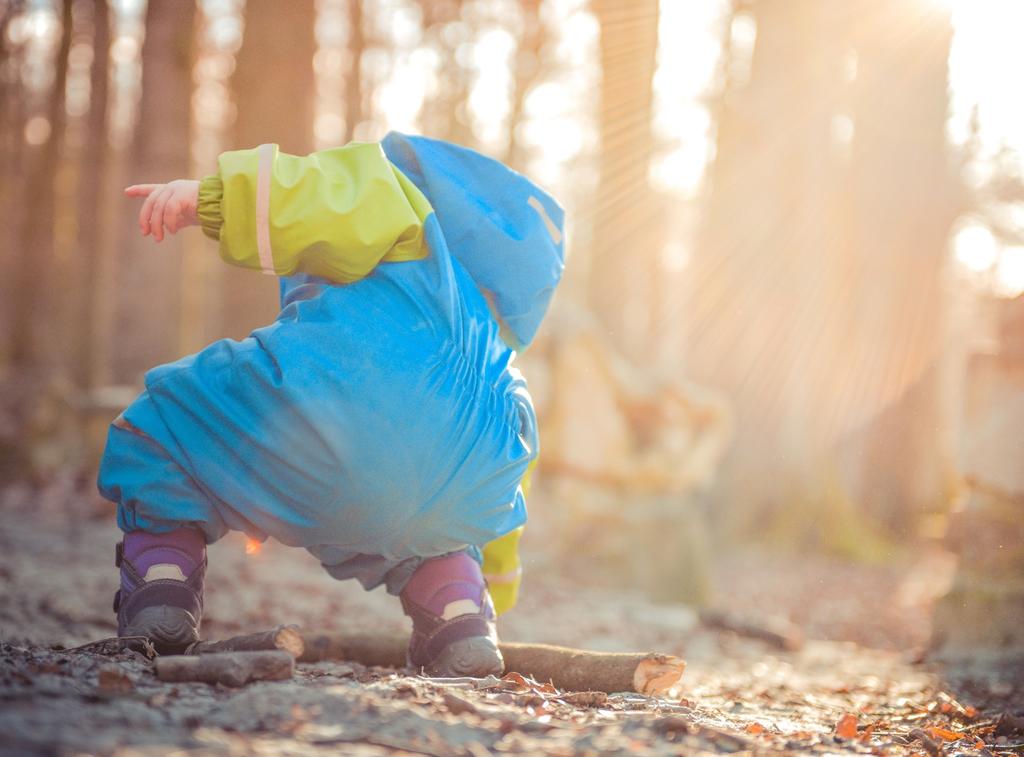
[98,133,565,591]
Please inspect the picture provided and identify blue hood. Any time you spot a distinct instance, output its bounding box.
[381,132,565,350]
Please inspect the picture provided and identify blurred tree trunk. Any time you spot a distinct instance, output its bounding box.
[690,0,849,537]
[693,0,960,545]
[841,0,961,533]
[417,0,473,145]
[10,0,72,369]
[221,0,316,339]
[74,0,110,388]
[589,0,664,362]
[112,0,194,383]
[504,0,543,171]
[343,0,363,142]
[0,0,27,369]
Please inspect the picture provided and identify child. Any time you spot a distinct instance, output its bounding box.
[101,132,565,676]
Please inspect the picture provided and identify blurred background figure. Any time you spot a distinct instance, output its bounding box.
[1,0,1022,656]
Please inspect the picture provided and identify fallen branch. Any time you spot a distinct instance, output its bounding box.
[185,625,304,658]
[300,631,685,694]
[699,609,804,651]
[502,643,685,695]
[301,630,408,668]
[154,650,294,687]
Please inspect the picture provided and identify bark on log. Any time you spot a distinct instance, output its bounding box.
[186,625,304,658]
[154,650,294,687]
[300,631,685,694]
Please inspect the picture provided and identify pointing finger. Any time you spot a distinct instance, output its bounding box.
[124,184,161,197]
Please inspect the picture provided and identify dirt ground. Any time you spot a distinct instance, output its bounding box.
[1,481,1022,756]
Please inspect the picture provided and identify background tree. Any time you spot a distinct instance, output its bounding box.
[589,0,664,363]
[690,0,961,546]
[10,0,72,369]
[416,0,472,145]
[0,0,28,369]
[220,0,316,339]
[111,0,195,382]
[839,0,962,535]
[343,0,363,143]
[72,0,110,389]
[503,0,544,171]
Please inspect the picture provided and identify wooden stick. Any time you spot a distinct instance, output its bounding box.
[300,631,685,694]
[300,630,407,668]
[501,642,685,696]
[186,625,304,658]
[154,650,294,687]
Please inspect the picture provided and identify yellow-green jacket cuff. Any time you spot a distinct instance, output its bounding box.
[197,174,223,241]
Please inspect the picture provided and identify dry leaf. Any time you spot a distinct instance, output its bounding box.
[835,713,858,739]
[925,726,962,742]
[502,671,530,690]
[443,690,479,716]
[97,666,134,694]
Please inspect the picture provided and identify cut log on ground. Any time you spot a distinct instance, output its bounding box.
[502,643,685,696]
[300,631,685,694]
[154,650,294,687]
[300,630,408,668]
[185,625,304,658]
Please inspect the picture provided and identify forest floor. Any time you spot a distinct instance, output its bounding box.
[1,481,1023,756]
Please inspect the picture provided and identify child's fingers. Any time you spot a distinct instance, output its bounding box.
[138,184,167,235]
[124,184,161,198]
[147,185,174,241]
[164,198,182,233]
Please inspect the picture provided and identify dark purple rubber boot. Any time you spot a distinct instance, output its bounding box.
[400,552,503,677]
[114,528,206,654]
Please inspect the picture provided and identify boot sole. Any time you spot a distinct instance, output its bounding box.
[122,605,200,655]
[423,636,504,678]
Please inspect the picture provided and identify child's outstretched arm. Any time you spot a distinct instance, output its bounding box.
[124,143,432,282]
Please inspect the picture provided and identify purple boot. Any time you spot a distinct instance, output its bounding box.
[114,528,206,654]
[400,552,503,677]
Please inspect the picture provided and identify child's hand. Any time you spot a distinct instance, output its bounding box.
[124,179,201,242]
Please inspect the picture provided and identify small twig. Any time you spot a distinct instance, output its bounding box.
[63,636,156,658]
[908,728,944,756]
[414,675,503,689]
[184,625,304,658]
[155,650,294,686]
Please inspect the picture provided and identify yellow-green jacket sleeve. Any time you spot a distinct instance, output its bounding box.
[196,142,431,281]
